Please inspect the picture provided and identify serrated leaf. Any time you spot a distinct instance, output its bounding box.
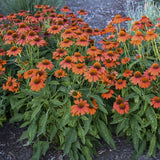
[41,141,49,156]
[116,118,129,135]
[145,107,157,132]
[63,128,77,154]
[148,135,156,157]
[97,119,115,148]
[9,114,24,123]
[111,116,125,124]
[78,123,85,144]
[31,104,42,121]
[131,86,141,96]
[82,146,92,160]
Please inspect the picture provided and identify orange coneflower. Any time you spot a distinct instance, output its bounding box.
[101,89,114,100]
[77,9,88,16]
[112,14,125,24]
[73,29,86,38]
[121,57,130,64]
[17,23,29,33]
[59,38,74,48]
[23,69,37,79]
[30,36,47,47]
[93,28,100,36]
[145,29,158,41]
[138,76,151,88]
[101,41,114,50]
[130,31,144,46]
[105,24,116,33]
[131,21,142,31]
[3,77,20,92]
[144,69,157,81]
[3,30,14,41]
[113,95,129,114]
[37,59,54,70]
[123,69,133,78]
[72,63,87,75]
[60,6,71,13]
[117,30,131,42]
[61,29,74,39]
[17,33,28,46]
[76,36,89,46]
[84,68,101,82]
[116,48,123,54]
[140,15,150,23]
[103,59,117,68]
[29,75,45,91]
[52,48,67,60]
[71,52,85,62]
[87,46,100,57]
[60,56,73,69]
[91,62,105,74]
[0,14,6,21]
[115,79,127,90]
[71,98,89,116]
[0,48,6,56]
[130,71,142,85]
[69,90,82,99]
[151,97,160,108]
[35,70,47,81]
[148,63,160,76]
[54,68,67,78]
[0,59,7,66]
[26,30,37,41]
[104,50,120,61]
[7,46,22,57]
[94,50,106,62]
[47,25,62,35]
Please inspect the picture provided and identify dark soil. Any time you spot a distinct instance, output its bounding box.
[1,0,160,160]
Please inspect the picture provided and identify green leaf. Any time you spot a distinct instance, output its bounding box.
[41,141,49,156]
[48,80,59,85]
[111,116,125,124]
[58,112,71,129]
[63,128,77,154]
[31,104,42,121]
[49,125,57,141]
[131,86,141,96]
[97,119,115,148]
[31,139,41,160]
[82,146,92,160]
[132,130,139,152]
[138,101,148,116]
[145,107,157,132]
[116,118,129,135]
[148,135,156,157]
[9,113,24,123]
[78,123,85,144]
[20,130,28,141]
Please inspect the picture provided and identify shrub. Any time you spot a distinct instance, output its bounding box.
[0,4,160,160]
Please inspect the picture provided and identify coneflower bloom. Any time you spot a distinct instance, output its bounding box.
[101,89,114,100]
[0,14,6,21]
[77,9,88,16]
[73,29,86,38]
[7,46,22,57]
[69,90,82,99]
[61,29,74,39]
[145,29,158,41]
[3,77,20,92]
[103,59,117,68]
[52,48,67,60]
[0,48,6,56]
[130,31,144,46]
[23,69,37,79]
[117,30,131,42]
[148,63,160,76]
[93,28,100,36]
[47,25,62,35]
[3,30,14,41]
[151,97,160,108]
[59,38,74,48]
[144,69,157,81]
[121,57,130,64]
[54,68,67,78]
[17,33,28,46]
[71,99,89,116]
[138,76,151,88]
[131,21,142,31]
[71,52,85,62]
[29,75,45,91]
[76,36,89,46]
[0,59,7,66]
[105,24,116,33]
[112,14,125,24]
[130,71,142,85]
[104,50,119,61]
[60,56,73,69]
[37,59,54,70]
[87,46,100,57]
[35,70,47,81]
[60,6,71,13]
[123,69,133,78]
[101,41,114,50]
[17,23,29,33]
[140,15,150,23]
[91,62,105,74]
[26,30,37,41]
[72,63,87,75]
[94,50,106,62]
[113,95,129,114]
[115,79,127,90]
[84,68,101,82]
[30,36,47,47]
